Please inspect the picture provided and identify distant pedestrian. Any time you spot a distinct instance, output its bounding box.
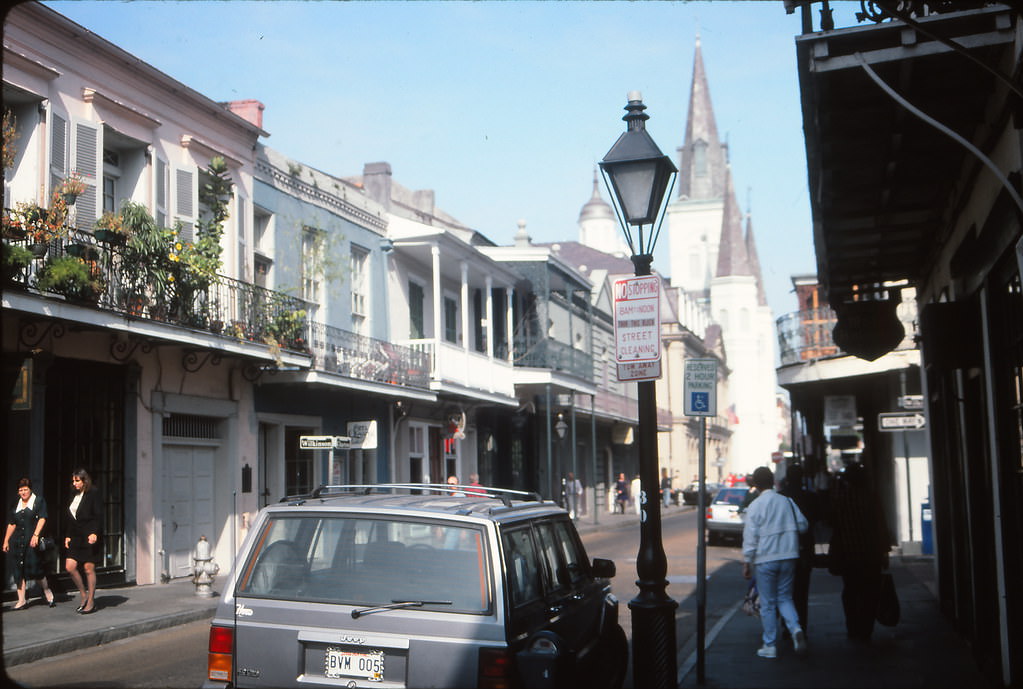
[630,475,642,515]
[465,473,485,496]
[779,463,821,635]
[65,468,102,615]
[565,472,583,518]
[446,475,466,497]
[826,461,891,641]
[3,478,56,610]
[660,468,672,508]
[742,466,808,659]
[614,473,629,514]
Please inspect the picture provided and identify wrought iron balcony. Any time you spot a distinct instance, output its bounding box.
[513,337,593,380]
[3,225,431,391]
[776,300,918,367]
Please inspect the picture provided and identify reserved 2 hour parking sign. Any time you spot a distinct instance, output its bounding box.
[684,358,717,417]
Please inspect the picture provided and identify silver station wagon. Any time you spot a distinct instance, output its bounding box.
[204,484,627,689]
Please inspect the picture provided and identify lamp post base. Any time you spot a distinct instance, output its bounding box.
[629,590,678,688]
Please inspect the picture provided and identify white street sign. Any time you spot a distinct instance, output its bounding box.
[347,421,378,449]
[899,395,924,410]
[878,412,926,431]
[299,435,351,450]
[683,358,717,417]
[613,276,661,364]
[617,359,661,382]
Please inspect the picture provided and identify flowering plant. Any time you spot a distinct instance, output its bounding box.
[95,210,127,236]
[12,193,68,244]
[59,171,87,198]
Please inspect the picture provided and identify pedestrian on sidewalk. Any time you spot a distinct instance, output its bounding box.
[826,461,891,642]
[779,463,821,635]
[660,468,672,509]
[65,468,102,615]
[3,478,56,610]
[564,472,583,518]
[614,473,629,514]
[742,466,809,659]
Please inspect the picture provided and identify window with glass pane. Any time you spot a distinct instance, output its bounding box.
[351,245,368,316]
[409,281,425,339]
[444,297,457,343]
[302,229,322,303]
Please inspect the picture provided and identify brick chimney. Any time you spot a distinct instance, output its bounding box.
[224,99,265,129]
[362,162,393,210]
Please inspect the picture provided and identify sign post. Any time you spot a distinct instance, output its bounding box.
[613,275,661,382]
[683,357,717,682]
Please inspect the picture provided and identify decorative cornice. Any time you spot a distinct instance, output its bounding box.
[3,48,60,82]
[83,87,161,129]
[180,134,243,169]
[254,158,387,231]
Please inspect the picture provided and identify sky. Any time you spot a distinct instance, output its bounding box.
[38,0,856,317]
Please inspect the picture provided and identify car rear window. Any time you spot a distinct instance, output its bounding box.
[714,489,747,505]
[236,514,491,613]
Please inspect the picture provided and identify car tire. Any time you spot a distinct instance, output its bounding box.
[585,623,628,689]
[707,531,719,546]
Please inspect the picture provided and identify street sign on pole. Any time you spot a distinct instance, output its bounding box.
[684,358,718,417]
[617,359,661,382]
[899,394,924,410]
[613,275,661,364]
[878,412,926,431]
[299,435,351,450]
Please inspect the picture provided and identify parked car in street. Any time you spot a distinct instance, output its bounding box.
[681,481,721,506]
[706,486,751,545]
[204,484,628,689]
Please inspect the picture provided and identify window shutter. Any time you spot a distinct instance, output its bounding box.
[173,166,196,242]
[71,119,101,228]
[236,194,247,280]
[48,110,68,196]
[155,158,168,227]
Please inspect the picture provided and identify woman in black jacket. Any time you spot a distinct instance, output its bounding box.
[65,468,102,614]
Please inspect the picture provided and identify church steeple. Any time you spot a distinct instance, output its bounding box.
[715,166,752,278]
[744,213,769,306]
[678,34,728,201]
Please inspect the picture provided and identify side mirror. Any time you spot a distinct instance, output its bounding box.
[591,558,616,578]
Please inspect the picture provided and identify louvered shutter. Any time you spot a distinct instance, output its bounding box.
[173,166,196,242]
[155,158,168,227]
[48,110,68,196]
[236,194,248,280]
[70,118,101,228]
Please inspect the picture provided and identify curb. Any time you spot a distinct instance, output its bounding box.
[3,607,214,667]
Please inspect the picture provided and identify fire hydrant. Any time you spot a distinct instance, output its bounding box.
[192,535,219,597]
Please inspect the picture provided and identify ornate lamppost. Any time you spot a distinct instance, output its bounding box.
[599,91,678,689]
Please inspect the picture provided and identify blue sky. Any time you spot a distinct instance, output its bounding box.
[40,0,852,316]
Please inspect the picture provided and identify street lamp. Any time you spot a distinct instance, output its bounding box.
[599,91,678,689]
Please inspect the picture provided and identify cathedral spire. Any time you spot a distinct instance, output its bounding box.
[678,34,727,201]
[744,213,769,306]
[716,166,752,278]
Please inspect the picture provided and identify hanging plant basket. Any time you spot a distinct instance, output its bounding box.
[29,242,48,259]
[94,228,125,245]
[62,192,80,206]
[66,243,100,261]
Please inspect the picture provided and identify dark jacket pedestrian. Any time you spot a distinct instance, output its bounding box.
[65,468,103,614]
[779,463,821,634]
[3,478,56,609]
[827,462,891,641]
[614,473,629,514]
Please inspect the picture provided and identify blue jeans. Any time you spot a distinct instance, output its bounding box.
[754,559,802,647]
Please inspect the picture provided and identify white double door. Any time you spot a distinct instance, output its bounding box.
[162,443,216,579]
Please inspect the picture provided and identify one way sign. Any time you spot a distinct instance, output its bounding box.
[878,412,926,431]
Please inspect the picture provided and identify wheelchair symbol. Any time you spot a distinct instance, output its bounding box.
[691,392,709,412]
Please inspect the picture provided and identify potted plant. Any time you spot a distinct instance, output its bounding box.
[2,208,26,240]
[34,254,105,304]
[15,195,68,257]
[58,171,87,205]
[267,307,307,350]
[118,202,169,316]
[93,210,127,245]
[2,241,33,284]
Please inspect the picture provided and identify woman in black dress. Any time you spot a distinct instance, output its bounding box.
[2,477,56,609]
[65,468,102,614]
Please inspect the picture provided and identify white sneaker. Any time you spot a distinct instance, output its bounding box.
[756,645,777,659]
[794,630,807,653]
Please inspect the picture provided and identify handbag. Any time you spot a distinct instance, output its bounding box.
[36,536,56,553]
[742,579,761,618]
[876,570,900,626]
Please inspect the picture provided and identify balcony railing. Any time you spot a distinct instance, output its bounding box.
[514,337,593,380]
[3,228,432,391]
[776,300,918,367]
[311,324,430,390]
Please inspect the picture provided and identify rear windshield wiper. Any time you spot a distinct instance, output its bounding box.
[351,599,453,619]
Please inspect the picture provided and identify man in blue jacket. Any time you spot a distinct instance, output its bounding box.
[742,466,809,659]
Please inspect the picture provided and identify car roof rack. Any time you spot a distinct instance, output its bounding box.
[308,483,545,507]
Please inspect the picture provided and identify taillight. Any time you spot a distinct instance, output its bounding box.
[478,647,514,689]
[706,507,712,520]
[207,625,233,682]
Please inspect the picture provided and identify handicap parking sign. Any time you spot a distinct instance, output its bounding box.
[683,358,717,417]
[691,391,709,412]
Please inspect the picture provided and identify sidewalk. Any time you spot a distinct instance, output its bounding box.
[2,508,990,689]
[676,555,991,688]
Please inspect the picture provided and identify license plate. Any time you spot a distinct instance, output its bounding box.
[324,647,384,681]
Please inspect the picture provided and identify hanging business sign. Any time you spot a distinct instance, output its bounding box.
[683,358,718,417]
[299,435,351,450]
[347,421,378,450]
